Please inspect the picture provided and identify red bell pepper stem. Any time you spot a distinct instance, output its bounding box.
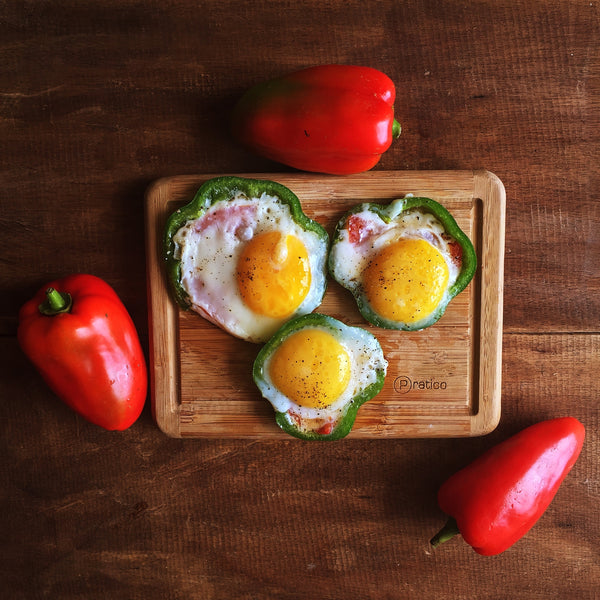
[430,517,460,548]
[392,119,401,138]
[39,287,72,316]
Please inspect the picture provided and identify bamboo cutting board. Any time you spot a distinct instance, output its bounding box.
[145,170,505,439]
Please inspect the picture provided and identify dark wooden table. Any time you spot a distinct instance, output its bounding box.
[1,2,598,598]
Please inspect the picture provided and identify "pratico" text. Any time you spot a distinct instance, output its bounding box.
[393,376,448,394]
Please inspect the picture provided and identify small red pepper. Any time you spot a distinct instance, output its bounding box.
[231,64,401,175]
[17,274,147,431]
[430,417,585,556]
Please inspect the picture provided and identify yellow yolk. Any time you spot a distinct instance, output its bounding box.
[237,231,311,318]
[268,329,351,409]
[363,238,449,324]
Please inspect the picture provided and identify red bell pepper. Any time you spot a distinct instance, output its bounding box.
[430,417,585,556]
[231,64,401,175]
[17,274,147,431]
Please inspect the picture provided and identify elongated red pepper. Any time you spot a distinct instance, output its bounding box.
[17,274,147,431]
[430,417,585,556]
[231,64,401,175]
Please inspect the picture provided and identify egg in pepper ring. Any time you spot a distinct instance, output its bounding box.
[253,313,388,440]
[328,196,477,331]
[164,177,329,343]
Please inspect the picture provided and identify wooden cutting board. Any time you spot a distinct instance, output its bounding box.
[145,170,505,439]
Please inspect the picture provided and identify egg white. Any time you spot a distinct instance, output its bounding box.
[258,322,387,424]
[172,192,328,342]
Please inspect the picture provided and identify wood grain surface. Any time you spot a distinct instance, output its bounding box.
[1,1,598,599]
[146,171,505,439]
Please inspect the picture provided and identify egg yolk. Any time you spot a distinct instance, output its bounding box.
[363,238,449,324]
[237,231,311,318]
[268,328,351,409]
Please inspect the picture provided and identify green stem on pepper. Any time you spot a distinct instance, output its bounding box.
[430,517,460,548]
[38,288,72,316]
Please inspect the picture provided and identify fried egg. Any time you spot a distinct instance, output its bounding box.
[328,196,476,331]
[169,186,329,343]
[253,313,387,440]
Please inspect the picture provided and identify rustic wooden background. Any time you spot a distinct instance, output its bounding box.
[1,1,598,598]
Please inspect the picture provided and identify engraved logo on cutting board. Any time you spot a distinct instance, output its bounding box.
[394,375,448,394]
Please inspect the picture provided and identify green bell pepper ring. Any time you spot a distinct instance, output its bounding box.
[328,196,477,331]
[163,175,329,311]
[253,313,387,441]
